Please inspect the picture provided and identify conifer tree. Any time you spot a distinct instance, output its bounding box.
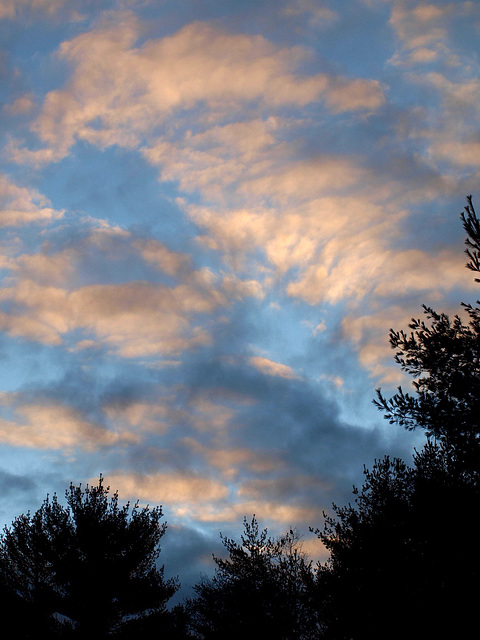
[313,197,480,639]
[0,476,178,638]
[374,195,480,473]
[189,516,317,640]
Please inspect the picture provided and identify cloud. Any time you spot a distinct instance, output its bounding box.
[160,523,225,600]
[10,16,385,166]
[395,71,480,179]
[340,298,477,384]
[383,1,480,179]
[143,118,286,201]
[6,13,435,379]
[300,535,328,562]
[3,4,474,386]
[0,0,16,19]
[323,77,387,113]
[430,140,480,168]
[238,474,327,501]
[248,356,299,379]
[104,400,170,434]
[149,135,369,216]
[288,241,473,306]
[105,471,229,504]
[282,0,339,28]
[0,307,64,345]
[0,0,83,22]
[2,0,480,598]
[388,1,478,68]
[0,174,64,227]
[0,468,36,494]
[0,222,264,357]
[13,250,75,286]
[184,395,239,434]
[0,397,136,451]
[187,185,386,283]
[419,72,480,116]
[0,278,214,356]
[372,248,474,296]
[0,0,56,19]
[132,238,191,277]
[341,306,413,384]
[183,438,283,479]
[189,500,322,525]
[3,95,34,115]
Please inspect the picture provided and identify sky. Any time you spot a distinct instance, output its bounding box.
[0,0,479,598]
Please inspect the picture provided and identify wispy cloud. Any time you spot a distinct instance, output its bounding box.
[0,0,67,20]
[8,15,385,168]
[0,174,64,227]
[0,221,263,357]
[388,1,478,68]
[0,395,136,451]
[249,356,299,379]
[105,471,229,504]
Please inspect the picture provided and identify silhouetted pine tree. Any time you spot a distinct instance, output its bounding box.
[188,516,318,640]
[313,443,480,639]
[313,197,480,639]
[375,195,480,474]
[0,476,178,638]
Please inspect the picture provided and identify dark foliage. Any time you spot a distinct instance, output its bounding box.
[188,516,318,640]
[313,196,480,639]
[0,476,178,638]
[313,443,480,639]
[374,196,480,472]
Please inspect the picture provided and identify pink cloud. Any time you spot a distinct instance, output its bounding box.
[0,174,64,226]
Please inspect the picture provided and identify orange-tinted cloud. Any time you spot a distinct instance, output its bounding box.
[9,17,385,166]
[0,399,136,451]
[0,174,64,227]
[249,356,299,380]
[0,224,263,357]
[388,1,477,67]
[191,500,321,524]
[105,471,229,504]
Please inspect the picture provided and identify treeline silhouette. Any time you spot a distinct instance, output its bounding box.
[2,197,480,639]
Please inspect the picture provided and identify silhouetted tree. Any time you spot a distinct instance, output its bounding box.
[313,443,480,639]
[0,476,178,639]
[188,516,318,640]
[375,195,480,472]
[313,197,480,639]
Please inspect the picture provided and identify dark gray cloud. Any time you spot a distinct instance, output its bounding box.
[0,467,35,494]
[160,523,225,603]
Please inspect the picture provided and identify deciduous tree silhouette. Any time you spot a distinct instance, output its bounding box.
[0,475,178,638]
[188,516,318,640]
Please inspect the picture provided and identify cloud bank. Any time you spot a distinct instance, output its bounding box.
[1,0,479,589]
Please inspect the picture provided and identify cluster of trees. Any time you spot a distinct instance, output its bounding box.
[1,197,480,638]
